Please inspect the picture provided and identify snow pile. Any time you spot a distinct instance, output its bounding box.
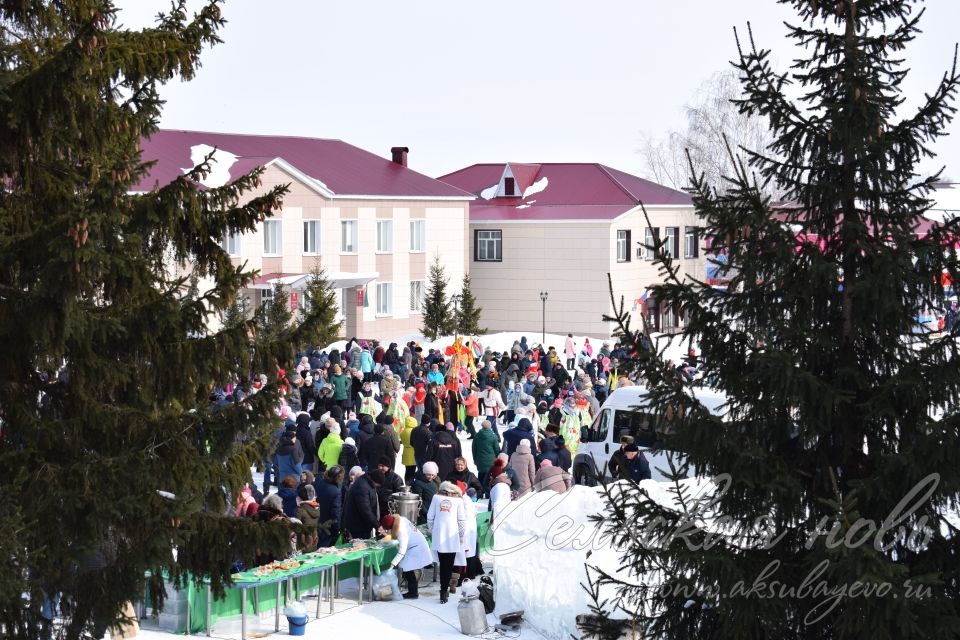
[480,183,499,200]
[182,144,238,188]
[522,176,549,198]
[491,479,714,639]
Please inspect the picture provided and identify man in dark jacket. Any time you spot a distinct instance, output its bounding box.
[410,417,433,472]
[428,422,462,482]
[376,457,405,519]
[537,425,562,467]
[355,415,376,468]
[295,412,317,474]
[343,469,383,539]
[274,426,304,485]
[313,466,343,547]
[501,418,538,457]
[424,383,441,422]
[361,422,399,471]
[609,443,651,482]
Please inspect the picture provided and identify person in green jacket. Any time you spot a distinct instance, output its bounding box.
[400,416,417,483]
[330,365,351,412]
[472,419,501,498]
[318,423,344,472]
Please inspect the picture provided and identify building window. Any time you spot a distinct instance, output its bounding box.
[376,282,393,315]
[684,226,699,259]
[665,227,679,259]
[644,227,658,260]
[474,229,502,262]
[616,230,631,263]
[263,220,281,255]
[340,220,358,253]
[223,232,241,256]
[409,280,425,313]
[303,220,320,255]
[409,219,425,252]
[260,287,274,307]
[503,177,515,196]
[376,220,393,253]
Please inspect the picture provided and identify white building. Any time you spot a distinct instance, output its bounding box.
[137,131,473,338]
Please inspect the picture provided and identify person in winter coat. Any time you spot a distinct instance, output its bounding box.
[411,383,427,422]
[410,417,433,472]
[383,513,432,599]
[537,425,562,465]
[274,426,304,485]
[314,466,344,547]
[564,334,576,370]
[427,482,467,604]
[471,420,501,496]
[375,457,406,519]
[277,475,300,518]
[295,412,317,474]
[555,436,572,472]
[487,453,518,493]
[428,422,462,482]
[609,443,651,482]
[360,347,374,381]
[400,416,418,482]
[445,457,483,495]
[318,423,344,472]
[424,383,442,422]
[343,469,383,539]
[502,418,539,457]
[533,460,571,493]
[338,437,361,473]
[296,484,321,551]
[329,365,352,412]
[361,422,399,471]
[489,473,513,529]
[508,439,537,496]
[480,383,506,437]
[461,386,480,438]
[356,380,383,418]
[410,461,440,524]
[349,344,363,371]
[355,414,376,460]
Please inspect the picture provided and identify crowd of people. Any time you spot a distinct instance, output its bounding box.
[218,334,646,602]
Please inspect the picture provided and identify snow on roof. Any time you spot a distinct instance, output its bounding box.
[136,130,474,199]
[438,162,691,222]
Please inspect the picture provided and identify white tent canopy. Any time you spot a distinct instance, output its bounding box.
[247,271,378,290]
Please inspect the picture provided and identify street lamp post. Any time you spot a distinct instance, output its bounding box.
[451,294,462,342]
[539,291,548,346]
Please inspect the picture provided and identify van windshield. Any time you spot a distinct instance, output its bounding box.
[614,410,657,447]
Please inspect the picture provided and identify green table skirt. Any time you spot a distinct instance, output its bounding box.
[181,510,491,633]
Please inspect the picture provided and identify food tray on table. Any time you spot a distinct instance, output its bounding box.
[228,540,393,584]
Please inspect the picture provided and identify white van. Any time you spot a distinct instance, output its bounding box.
[572,385,728,484]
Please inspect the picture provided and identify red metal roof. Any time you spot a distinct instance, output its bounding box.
[508,163,542,194]
[437,162,692,221]
[135,130,474,198]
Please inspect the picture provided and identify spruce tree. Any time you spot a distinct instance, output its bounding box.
[0,3,336,637]
[258,283,293,342]
[223,293,252,328]
[456,273,486,336]
[302,264,342,346]
[422,254,453,340]
[585,1,960,638]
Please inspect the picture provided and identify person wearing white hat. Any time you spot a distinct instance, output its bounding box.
[427,481,466,604]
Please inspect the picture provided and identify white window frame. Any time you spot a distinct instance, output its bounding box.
[409,280,425,313]
[409,219,426,252]
[376,220,393,253]
[616,230,629,263]
[684,227,697,259]
[340,220,358,254]
[303,220,321,255]
[263,220,282,256]
[665,227,679,259]
[475,229,502,262]
[260,287,274,307]
[376,281,393,316]
[644,228,656,261]
[223,232,241,256]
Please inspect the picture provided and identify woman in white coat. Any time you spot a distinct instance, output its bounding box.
[382,514,431,600]
[457,484,484,582]
[427,481,466,603]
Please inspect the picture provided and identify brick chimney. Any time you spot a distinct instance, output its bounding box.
[390,146,409,167]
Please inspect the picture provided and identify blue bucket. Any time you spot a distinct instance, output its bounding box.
[287,615,308,636]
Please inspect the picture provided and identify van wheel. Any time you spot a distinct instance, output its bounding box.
[574,464,596,487]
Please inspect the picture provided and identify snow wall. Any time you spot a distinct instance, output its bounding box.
[488,480,713,640]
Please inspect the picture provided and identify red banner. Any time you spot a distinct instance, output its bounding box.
[290,291,299,311]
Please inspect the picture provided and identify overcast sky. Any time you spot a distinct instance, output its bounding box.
[116,1,960,181]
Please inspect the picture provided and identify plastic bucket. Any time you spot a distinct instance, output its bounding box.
[287,615,308,636]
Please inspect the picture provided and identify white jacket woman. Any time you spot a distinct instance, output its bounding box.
[461,493,478,559]
[386,514,432,572]
[427,490,467,566]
